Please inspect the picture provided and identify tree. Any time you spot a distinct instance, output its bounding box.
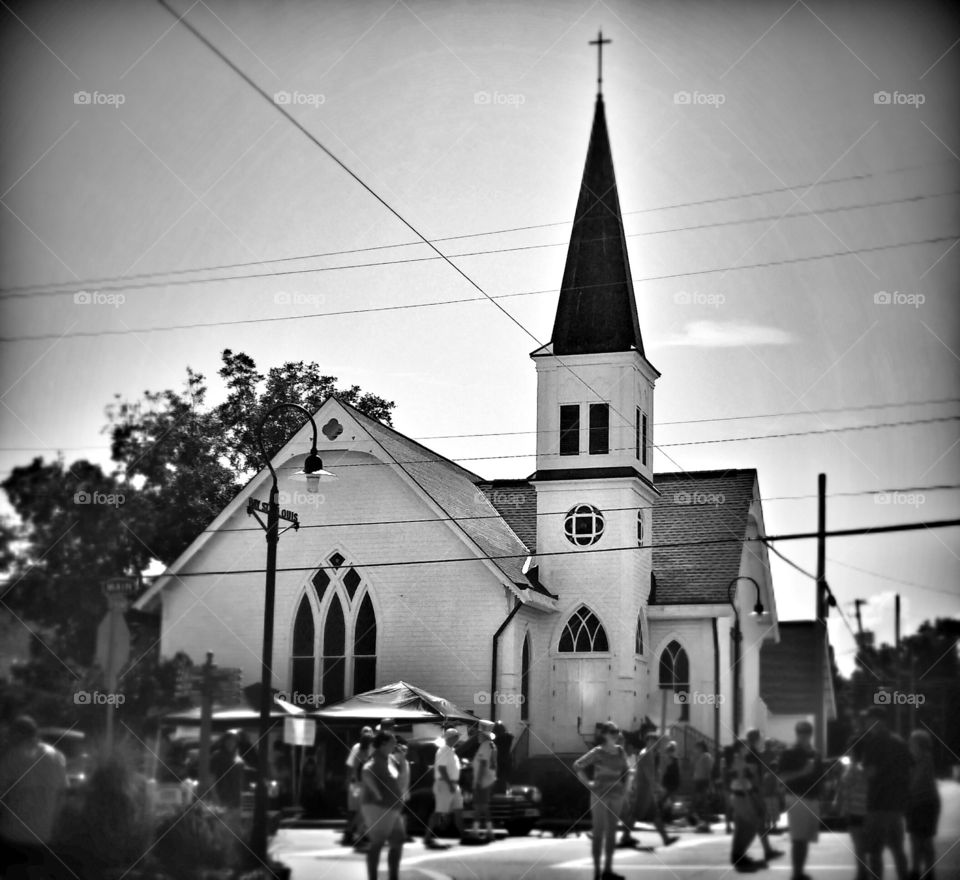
[0,351,394,684]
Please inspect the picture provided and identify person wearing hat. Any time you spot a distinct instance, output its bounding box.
[777,719,824,880]
[0,715,67,875]
[344,726,375,847]
[471,720,498,841]
[423,727,465,849]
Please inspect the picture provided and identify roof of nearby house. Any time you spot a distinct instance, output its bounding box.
[760,621,837,718]
[650,469,758,605]
[345,403,556,600]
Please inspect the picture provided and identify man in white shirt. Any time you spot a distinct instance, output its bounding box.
[471,720,498,841]
[424,728,464,849]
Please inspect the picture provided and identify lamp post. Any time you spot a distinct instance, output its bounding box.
[249,403,335,865]
[727,575,765,739]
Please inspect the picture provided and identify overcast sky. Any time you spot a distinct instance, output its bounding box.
[1,0,958,675]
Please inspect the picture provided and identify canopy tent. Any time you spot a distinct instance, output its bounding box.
[311,680,478,725]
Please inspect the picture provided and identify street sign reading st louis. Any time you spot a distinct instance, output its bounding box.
[246,497,299,527]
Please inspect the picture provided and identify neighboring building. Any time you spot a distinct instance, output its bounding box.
[136,78,788,756]
[760,621,838,746]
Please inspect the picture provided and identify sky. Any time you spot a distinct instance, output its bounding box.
[1,0,958,676]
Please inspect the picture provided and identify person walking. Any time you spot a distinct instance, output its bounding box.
[344,727,374,847]
[209,730,247,809]
[690,742,714,833]
[658,741,680,822]
[635,731,679,848]
[360,731,406,880]
[906,729,939,880]
[862,706,911,880]
[0,716,67,878]
[745,729,784,863]
[574,721,630,880]
[778,720,824,880]
[471,720,498,842]
[492,721,513,793]
[424,727,465,849]
[834,735,869,880]
[728,740,765,873]
[617,733,641,847]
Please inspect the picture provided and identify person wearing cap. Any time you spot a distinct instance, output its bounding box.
[471,720,498,841]
[574,720,629,880]
[0,715,67,874]
[633,731,678,848]
[423,727,465,849]
[777,719,824,880]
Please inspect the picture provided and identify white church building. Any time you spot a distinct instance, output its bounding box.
[137,86,782,758]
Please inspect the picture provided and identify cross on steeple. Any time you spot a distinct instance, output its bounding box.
[589,30,611,96]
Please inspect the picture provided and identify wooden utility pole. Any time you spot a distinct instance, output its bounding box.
[814,474,828,753]
[198,652,215,798]
[895,594,902,736]
[853,599,866,646]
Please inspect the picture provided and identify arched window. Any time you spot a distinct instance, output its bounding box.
[321,595,346,705]
[291,595,315,698]
[659,640,690,721]
[637,510,644,546]
[635,609,646,655]
[520,634,531,721]
[558,606,609,653]
[353,593,377,694]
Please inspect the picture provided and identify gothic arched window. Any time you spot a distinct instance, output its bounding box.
[353,593,377,694]
[635,609,646,655]
[520,634,531,721]
[659,639,690,720]
[321,594,346,705]
[558,606,609,653]
[291,595,315,699]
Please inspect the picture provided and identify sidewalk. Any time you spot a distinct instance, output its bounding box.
[270,827,457,880]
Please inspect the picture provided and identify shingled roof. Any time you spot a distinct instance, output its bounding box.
[344,403,555,600]
[650,470,758,605]
[760,622,837,718]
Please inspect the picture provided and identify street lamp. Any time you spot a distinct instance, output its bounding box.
[727,575,765,739]
[250,403,335,865]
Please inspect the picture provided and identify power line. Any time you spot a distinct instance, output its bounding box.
[2,187,953,300]
[1,234,956,344]
[827,557,960,597]
[3,398,955,453]
[128,518,960,582]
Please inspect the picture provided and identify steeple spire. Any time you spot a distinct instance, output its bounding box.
[549,41,645,358]
[589,30,611,97]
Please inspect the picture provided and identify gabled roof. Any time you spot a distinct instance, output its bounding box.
[313,680,477,723]
[338,402,556,601]
[650,469,758,605]
[477,480,537,551]
[760,621,837,719]
[550,96,645,356]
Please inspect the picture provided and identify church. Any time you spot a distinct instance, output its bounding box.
[135,60,785,759]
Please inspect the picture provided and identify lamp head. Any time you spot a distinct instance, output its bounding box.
[291,446,336,492]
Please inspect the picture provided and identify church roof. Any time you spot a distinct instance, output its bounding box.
[649,469,759,605]
[760,622,837,719]
[549,95,645,357]
[344,403,556,600]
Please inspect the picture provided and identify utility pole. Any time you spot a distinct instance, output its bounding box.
[853,599,866,646]
[814,474,828,754]
[895,594,902,737]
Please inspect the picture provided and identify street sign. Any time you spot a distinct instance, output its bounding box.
[103,576,137,597]
[95,611,130,681]
[283,716,316,747]
[247,497,299,526]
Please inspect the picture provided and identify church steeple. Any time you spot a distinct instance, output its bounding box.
[550,37,644,358]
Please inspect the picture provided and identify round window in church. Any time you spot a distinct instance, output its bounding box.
[564,504,604,546]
